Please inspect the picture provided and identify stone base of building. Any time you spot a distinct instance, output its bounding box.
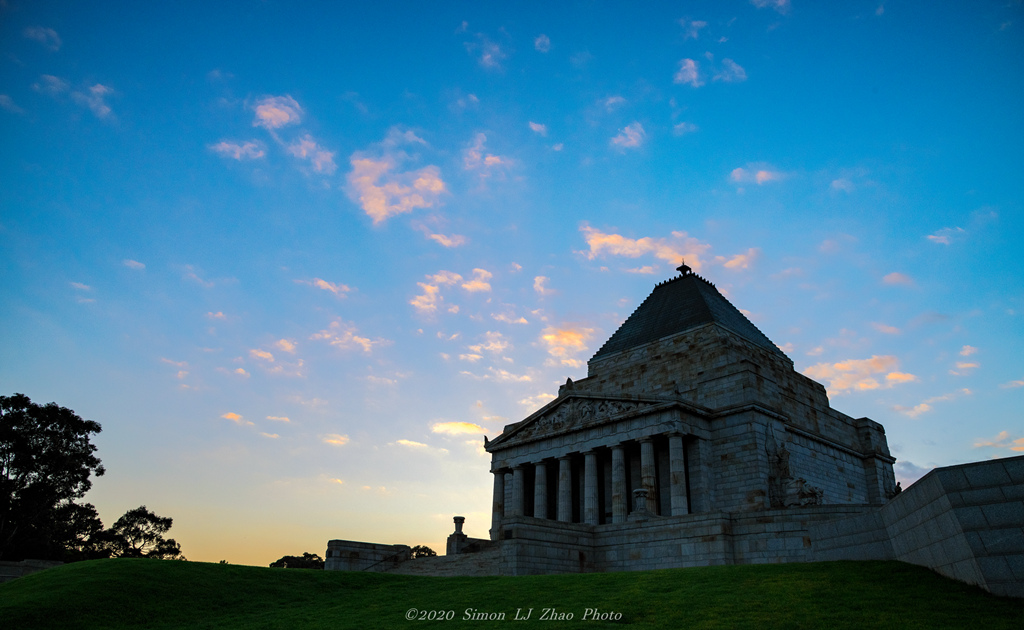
[326,455,1023,598]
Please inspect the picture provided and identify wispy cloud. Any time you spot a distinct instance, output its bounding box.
[674,59,704,87]
[731,165,783,185]
[426,232,467,248]
[534,34,551,53]
[468,331,510,356]
[673,122,698,136]
[252,95,302,130]
[410,271,462,314]
[275,339,296,354]
[534,276,556,296]
[32,75,69,96]
[463,133,512,180]
[882,272,914,286]
[221,412,253,427]
[267,416,291,423]
[250,349,275,362]
[679,19,707,40]
[529,121,548,136]
[346,132,446,224]
[72,84,114,119]
[603,96,627,111]
[0,95,24,114]
[831,178,855,193]
[751,0,791,15]
[432,421,487,435]
[926,226,965,245]
[803,355,915,394]
[960,345,978,357]
[209,140,265,160]
[24,26,61,51]
[894,388,971,417]
[999,378,1024,389]
[578,225,713,271]
[183,265,215,288]
[70,281,92,291]
[466,34,507,70]
[871,322,901,335]
[123,259,145,270]
[461,268,493,292]
[322,434,350,446]
[287,134,337,174]
[540,325,595,366]
[974,430,1024,452]
[719,247,760,270]
[310,320,387,353]
[714,59,747,82]
[611,122,646,149]
[296,278,351,297]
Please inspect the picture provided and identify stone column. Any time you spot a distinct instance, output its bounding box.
[557,455,573,522]
[533,461,548,519]
[639,437,659,515]
[490,470,505,540]
[584,450,599,525]
[686,437,713,513]
[510,466,524,517]
[611,444,627,523]
[668,433,688,516]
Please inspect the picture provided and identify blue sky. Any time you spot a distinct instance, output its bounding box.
[1,0,1022,565]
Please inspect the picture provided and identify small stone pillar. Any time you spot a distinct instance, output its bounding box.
[628,488,650,522]
[639,437,659,515]
[510,466,524,517]
[447,516,468,555]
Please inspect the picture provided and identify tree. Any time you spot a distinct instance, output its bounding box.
[410,545,436,558]
[270,552,324,569]
[103,505,184,560]
[0,393,105,561]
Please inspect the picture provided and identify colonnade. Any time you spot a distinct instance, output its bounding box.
[491,433,704,539]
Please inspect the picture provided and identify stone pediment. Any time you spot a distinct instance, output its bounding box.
[487,395,668,451]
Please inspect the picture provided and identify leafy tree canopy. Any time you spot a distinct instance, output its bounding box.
[270,552,324,569]
[102,505,184,560]
[1,393,104,561]
[410,545,436,558]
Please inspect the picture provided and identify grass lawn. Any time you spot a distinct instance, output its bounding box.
[1,558,1021,629]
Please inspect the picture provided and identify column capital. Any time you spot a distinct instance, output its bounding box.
[638,436,654,444]
[557,453,573,461]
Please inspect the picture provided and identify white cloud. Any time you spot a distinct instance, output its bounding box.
[894,389,971,417]
[960,345,978,356]
[926,227,965,245]
[71,84,114,119]
[210,140,265,160]
[123,259,145,270]
[322,434,350,446]
[750,0,791,14]
[297,278,352,297]
[871,322,901,335]
[466,35,506,70]
[221,412,253,427]
[679,19,707,40]
[603,96,627,111]
[731,166,783,185]
[310,320,387,353]
[0,95,24,114]
[252,95,302,129]
[32,75,68,96]
[432,421,487,435]
[534,276,556,296]
[540,325,595,361]
[625,266,657,274]
[347,151,446,224]
[534,34,551,53]
[882,272,914,286]
[427,232,467,248]
[803,355,915,394]
[287,135,337,174]
[469,331,510,356]
[578,225,713,271]
[24,26,61,51]
[974,430,1024,452]
[70,281,92,291]
[674,59,703,87]
[831,178,854,193]
[673,122,699,136]
[714,59,747,82]
[463,133,512,178]
[267,416,291,422]
[275,339,297,353]
[610,122,646,149]
[492,312,528,325]
[529,121,548,136]
[461,268,493,292]
[721,248,760,270]
[182,265,215,288]
[250,349,275,362]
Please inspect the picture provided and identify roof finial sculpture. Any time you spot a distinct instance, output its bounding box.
[676,259,692,276]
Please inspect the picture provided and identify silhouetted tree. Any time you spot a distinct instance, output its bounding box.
[410,545,436,558]
[0,393,105,561]
[270,552,324,569]
[103,505,184,560]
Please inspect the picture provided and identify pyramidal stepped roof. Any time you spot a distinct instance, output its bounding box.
[591,264,788,362]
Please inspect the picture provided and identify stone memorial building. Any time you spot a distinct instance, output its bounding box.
[327,263,1024,598]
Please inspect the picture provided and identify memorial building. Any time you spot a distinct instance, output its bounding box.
[327,263,1024,598]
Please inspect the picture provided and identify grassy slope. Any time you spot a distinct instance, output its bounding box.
[1,559,1022,629]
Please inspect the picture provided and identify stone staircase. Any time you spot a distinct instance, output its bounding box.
[385,547,502,577]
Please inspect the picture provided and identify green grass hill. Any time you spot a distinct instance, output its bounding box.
[1,558,1021,629]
